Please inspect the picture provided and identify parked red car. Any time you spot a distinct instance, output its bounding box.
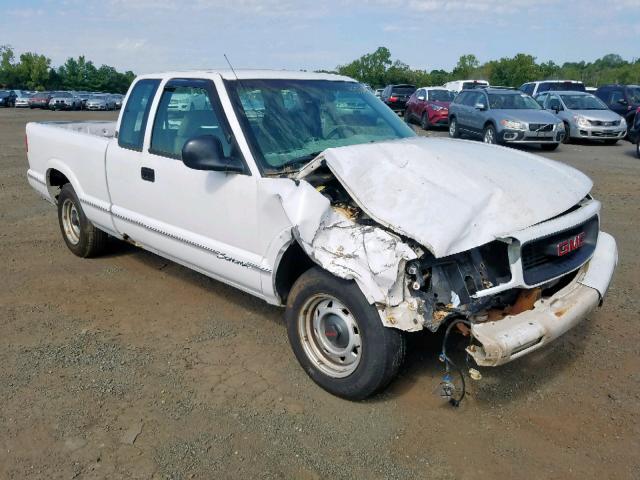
[405,87,456,130]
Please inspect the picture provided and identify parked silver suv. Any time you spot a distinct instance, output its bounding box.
[448,88,565,150]
[536,91,626,145]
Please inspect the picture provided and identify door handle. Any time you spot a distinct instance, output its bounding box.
[141,167,155,182]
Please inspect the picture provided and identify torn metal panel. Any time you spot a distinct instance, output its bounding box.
[299,137,592,258]
[275,180,421,330]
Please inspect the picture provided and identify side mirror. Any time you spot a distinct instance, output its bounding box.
[417,95,426,101]
[182,135,244,173]
[618,99,628,105]
[474,103,487,111]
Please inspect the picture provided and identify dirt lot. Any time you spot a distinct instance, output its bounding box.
[1,108,638,479]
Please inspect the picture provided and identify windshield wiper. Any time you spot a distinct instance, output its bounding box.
[279,151,323,169]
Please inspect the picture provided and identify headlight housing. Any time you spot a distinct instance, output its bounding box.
[620,117,627,128]
[500,119,526,130]
[556,123,565,131]
[574,115,590,128]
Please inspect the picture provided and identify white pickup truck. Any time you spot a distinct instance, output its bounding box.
[26,70,617,401]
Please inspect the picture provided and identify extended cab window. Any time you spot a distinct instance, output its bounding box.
[150,83,233,160]
[118,79,160,151]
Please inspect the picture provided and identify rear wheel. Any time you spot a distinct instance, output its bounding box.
[449,117,459,138]
[57,184,108,258]
[286,267,406,400]
[421,112,430,130]
[404,108,412,124]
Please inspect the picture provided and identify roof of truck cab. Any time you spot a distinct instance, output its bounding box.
[135,70,355,82]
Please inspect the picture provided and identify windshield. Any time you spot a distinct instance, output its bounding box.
[627,86,640,104]
[488,93,541,110]
[560,94,607,110]
[429,90,455,102]
[391,86,415,95]
[226,79,415,173]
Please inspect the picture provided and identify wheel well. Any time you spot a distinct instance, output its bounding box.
[483,120,496,130]
[47,169,70,202]
[274,241,315,304]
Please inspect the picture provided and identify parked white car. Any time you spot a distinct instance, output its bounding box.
[26,70,618,402]
[443,79,489,93]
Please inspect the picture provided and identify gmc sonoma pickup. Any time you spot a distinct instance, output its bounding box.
[26,70,617,401]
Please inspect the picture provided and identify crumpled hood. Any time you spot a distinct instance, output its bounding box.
[300,137,592,258]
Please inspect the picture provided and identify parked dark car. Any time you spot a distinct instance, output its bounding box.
[595,84,640,133]
[0,90,17,107]
[381,84,416,113]
[628,107,640,158]
[405,87,456,129]
[29,92,53,109]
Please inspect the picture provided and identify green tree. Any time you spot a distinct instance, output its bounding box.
[14,52,51,90]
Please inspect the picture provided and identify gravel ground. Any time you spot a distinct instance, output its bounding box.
[1,108,638,479]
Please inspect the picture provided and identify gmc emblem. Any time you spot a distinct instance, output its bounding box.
[557,232,585,256]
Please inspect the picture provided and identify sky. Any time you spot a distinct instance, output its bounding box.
[1,0,639,74]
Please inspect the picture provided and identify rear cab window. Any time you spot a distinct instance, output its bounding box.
[118,79,161,151]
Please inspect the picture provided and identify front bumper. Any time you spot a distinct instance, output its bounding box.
[467,231,617,367]
[500,128,564,144]
[428,109,449,125]
[570,124,626,140]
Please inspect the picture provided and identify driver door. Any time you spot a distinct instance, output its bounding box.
[107,78,263,296]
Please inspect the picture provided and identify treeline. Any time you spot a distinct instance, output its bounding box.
[0,45,135,93]
[335,47,640,89]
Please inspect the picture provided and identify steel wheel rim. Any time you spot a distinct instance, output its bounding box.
[298,294,362,378]
[484,128,495,144]
[449,120,456,136]
[61,198,81,245]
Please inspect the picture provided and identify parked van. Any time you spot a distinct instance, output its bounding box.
[520,80,585,97]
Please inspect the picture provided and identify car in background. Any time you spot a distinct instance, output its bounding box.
[595,84,640,133]
[14,91,33,107]
[443,79,489,93]
[76,93,94,109]
[112,94,124,109]
[519,80,585,97]
[374,88,384,98]
[448,87,564,150]
[628,107,640,158]
[0,90,18,107]
[29,92,53,109]
[381,84,416,113]
[405,87,456,129]
[85,95,112,111]
[537,91,626,145]
[49,92,82,110]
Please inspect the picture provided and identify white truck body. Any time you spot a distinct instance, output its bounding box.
[26,70,617,398]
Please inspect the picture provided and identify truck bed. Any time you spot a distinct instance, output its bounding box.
[26,120,118,236]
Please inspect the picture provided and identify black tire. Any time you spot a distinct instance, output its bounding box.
[540,143,560,151]
[421,112,430,130]
[449,117,459,138]
[562,123,571,144]
[603,139,618,146]
[404,108,411,124]
[286,267,406,400]
[57,184,108,258]
[483,124,499,145]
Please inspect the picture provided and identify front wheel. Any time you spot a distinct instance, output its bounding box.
[286,267,406,400]
[421,112,431,130]
[449,117,459,138]
[57,184,108,258]
[483,124,499,145]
